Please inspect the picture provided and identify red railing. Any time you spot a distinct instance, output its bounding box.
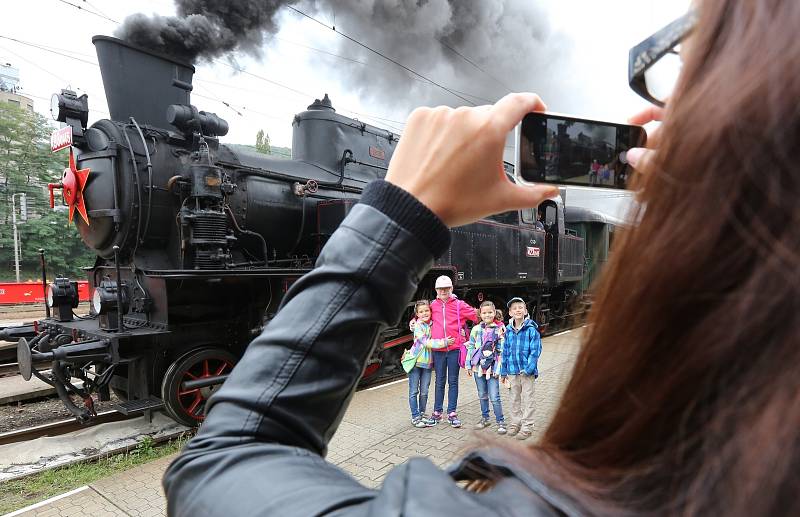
[0,281,90,305]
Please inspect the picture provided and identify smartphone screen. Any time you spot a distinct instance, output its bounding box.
[516,113,646,190]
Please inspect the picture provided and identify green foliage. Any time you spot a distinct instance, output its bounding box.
[227,142,291,159]
[0,103,94,280]
[255,128,271,155]
[13,209,96,279]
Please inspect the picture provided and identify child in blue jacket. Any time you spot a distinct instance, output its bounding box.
[500,297,542,441]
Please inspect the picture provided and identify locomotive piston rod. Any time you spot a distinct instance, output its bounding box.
[181,374,229,391]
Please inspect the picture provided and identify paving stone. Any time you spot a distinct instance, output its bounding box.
[19,487,127,516]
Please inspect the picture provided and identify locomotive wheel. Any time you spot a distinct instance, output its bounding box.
[162,347,236,427]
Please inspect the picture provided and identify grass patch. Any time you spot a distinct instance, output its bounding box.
[0,431,194,515]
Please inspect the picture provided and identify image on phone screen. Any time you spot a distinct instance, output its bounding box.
[518,113,646,190]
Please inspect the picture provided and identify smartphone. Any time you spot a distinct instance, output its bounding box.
[514,112,646,190]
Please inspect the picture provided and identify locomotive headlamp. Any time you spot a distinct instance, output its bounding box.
[94,280,129,331]
[50,89,89,135]
[91,287,103,314]
[48,277,79,322]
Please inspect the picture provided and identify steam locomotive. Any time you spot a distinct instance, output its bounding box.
[7,36,613,427]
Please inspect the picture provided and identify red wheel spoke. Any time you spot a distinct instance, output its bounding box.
[179,388,199,397]
[183,371,198,380]
[187,392,203,415]
[202,360,210,377]
[214,363,228,376]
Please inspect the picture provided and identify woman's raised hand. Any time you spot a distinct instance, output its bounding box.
[626,105,665,172]
[386,93,559,228]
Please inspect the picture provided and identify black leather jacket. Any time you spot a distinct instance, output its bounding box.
[163,180,582,516]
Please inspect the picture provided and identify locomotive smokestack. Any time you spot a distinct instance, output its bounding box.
[93,35,195,128]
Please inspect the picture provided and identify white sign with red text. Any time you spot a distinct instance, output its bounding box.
[526,246,540,258]
[50,127,72,152]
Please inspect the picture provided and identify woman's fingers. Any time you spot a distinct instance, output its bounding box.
[491,93,548,133]
[625,147,655,171]
[498,182,559,215]
[626,104,665,172]
[628,105,665,125]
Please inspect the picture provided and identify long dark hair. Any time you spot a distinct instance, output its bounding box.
[518,1,800,514]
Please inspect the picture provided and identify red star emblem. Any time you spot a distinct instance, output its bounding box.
[61,148,91,225]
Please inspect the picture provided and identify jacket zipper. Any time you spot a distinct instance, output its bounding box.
[442,301,447,350]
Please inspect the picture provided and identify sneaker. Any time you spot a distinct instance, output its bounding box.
[411,417,425,428]
[448,412,462,428]
[431,411,443,422]
[507,424,520,437]
[473,418,492,430]
[496,423,507,435]
[421,416,437,426]
[515,429,532,441]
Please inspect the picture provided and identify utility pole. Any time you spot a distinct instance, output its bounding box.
[11,193,26,283]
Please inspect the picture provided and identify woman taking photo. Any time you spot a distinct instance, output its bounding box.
[164,0,799,514]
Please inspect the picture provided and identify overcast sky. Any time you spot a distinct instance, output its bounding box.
[0,0,689,218]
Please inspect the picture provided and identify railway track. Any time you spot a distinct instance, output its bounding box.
[0,410,134,446]
[0,362,19,378]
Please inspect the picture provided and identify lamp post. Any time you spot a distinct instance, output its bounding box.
[11,193,26,283]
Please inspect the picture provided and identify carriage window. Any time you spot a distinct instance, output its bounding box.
[487,210,519,225]
[521,208,534,224]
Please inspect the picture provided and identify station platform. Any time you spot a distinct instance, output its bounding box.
[0,374,56,405]
[6,328,583,517]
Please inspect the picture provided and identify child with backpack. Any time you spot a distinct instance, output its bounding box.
[465,301,506,434]
[402,300,454,427]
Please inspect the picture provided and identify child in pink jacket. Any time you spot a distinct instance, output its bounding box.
[428,275,478,428]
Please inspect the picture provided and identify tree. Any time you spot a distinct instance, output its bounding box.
[0,103,94,280]
[255,129,271,155]
[17,209,96,279]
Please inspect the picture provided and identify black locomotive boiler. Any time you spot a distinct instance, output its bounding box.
[9,36,608,427]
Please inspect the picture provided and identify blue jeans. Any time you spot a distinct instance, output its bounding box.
[432,349,460,414]
[474,374,504,423]
[408,366,433,419]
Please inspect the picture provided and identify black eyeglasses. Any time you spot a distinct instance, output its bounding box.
[628,11,697,107]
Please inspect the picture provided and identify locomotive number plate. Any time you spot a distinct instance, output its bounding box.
[526,246,540,257]
[369,146,385,160]
[51,127,72,152]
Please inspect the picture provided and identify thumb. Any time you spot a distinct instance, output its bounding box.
[499,183,559,212]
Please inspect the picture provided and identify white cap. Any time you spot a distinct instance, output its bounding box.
[434,275,453,289]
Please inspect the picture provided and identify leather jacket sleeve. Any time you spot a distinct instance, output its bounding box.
[162,180,458,516]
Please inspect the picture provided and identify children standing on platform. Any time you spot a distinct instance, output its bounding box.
[466,301,506,434]
[500,297,542,440]
[402,300,454,428]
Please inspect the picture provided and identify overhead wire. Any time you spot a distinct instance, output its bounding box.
[275,37,495,104]
[437,39,516,94]
[285,5,476,106]
[55,0,118,24]
[2,32,405,134]
[81,0,117,23]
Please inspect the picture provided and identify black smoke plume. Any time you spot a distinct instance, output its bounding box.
[115,0,302,63]
[116,1,567,111]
